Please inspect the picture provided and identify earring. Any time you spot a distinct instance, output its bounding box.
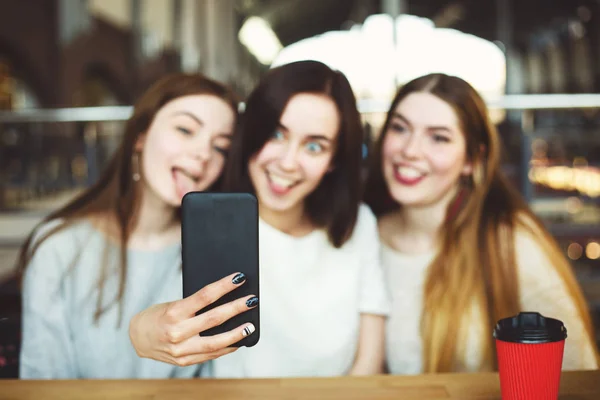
[132,153,141,182]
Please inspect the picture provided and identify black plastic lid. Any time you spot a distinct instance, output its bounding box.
[493,312,567,344]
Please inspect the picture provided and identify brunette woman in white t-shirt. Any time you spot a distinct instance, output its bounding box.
[364,73,599,373]
[207,60,390,378]
[129,60,390,377]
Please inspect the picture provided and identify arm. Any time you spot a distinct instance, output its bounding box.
[515,229,598,371]
[349,205,392,375]
[20,233,78,379]
[349,314,386,375]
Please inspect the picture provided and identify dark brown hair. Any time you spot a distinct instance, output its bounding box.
[365,73,598,371]
[224,60,364,248]
[17,73,239,324]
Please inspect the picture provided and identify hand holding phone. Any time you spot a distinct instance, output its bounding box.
[129,273,257,366]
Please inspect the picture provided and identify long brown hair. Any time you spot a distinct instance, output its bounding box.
[223,60,364,248]
[365,73,599,372]
[17,73,239,324]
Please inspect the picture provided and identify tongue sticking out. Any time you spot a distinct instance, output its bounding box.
[268,174,294,196]
[173,169,196,200]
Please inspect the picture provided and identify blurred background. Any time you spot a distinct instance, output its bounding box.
[1,0,600,377]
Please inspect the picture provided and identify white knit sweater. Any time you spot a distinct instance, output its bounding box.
[383,227,598,374]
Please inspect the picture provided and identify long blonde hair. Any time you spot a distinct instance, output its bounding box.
[365,73,599,372]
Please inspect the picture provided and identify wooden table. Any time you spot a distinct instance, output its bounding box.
[1,370,599,399]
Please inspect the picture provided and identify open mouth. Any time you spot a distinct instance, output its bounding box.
[172,167,202,199]
[393,165,426,185]
[266,171,299,196]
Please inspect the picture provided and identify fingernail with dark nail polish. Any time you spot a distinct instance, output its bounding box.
[246,296,258,308]
[242,324,255,337]
[232,273,246,285]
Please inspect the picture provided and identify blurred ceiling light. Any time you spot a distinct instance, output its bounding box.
[567,242,583,260]
[272,14,506,105]
[586,242,600,260]
[239,16,283,65]
[528,165,600,197]
[565,196,583,214]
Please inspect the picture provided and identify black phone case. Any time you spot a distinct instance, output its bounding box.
[181,192,260,347]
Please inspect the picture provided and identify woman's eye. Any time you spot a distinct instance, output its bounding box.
[306,142,323,153]
[432,134,450,143]
[271,130,285,140]
[213,138,231,156]
[390,123,406,133]
[177,126,193,135]
[214,146,229,156]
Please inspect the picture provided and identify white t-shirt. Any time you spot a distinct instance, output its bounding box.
[208,204,391,378]
[383,227,598,374]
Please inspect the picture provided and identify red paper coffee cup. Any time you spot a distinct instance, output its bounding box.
[494,312,567,400]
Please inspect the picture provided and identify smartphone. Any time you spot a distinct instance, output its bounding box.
[181,191,260,347]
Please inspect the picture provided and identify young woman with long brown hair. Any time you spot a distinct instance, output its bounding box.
[18,73,258,379]
[365,73,599,373]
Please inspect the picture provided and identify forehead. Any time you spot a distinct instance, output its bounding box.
[156,94,235,128]
[394,92,459,128]
[280,93,340,139]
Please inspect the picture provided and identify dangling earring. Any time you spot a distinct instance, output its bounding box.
[447,175,471,221]
[447,186,467,221]
[132,153,141,182]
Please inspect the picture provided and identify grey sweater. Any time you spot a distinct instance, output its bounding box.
[19,220,200,379]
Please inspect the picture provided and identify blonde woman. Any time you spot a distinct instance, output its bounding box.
[365,73,599,373]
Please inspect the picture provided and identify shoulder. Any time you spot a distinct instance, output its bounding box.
[509,213,567,286]
[21,217,111,295]
[30,218,65,246]
[511,213,553,262]
[343,204,381,248]
[25,218,99,275]
[31,218,94,251]
[353,204,379,235]
[357,203,377,226]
